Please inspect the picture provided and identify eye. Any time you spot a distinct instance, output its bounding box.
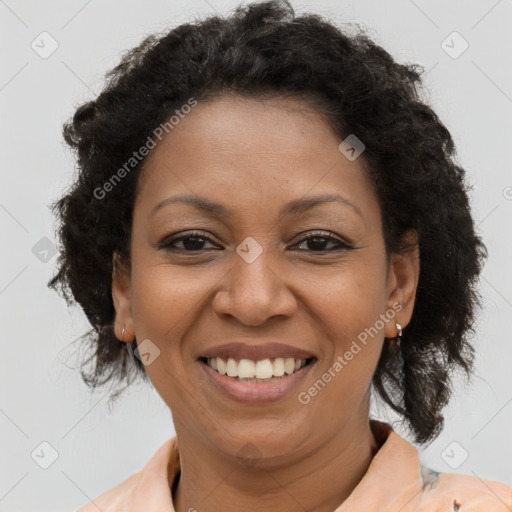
[291,231,352,252]
[158,230,353,253]
[158,231,220,252]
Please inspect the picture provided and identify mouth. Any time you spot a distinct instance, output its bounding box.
[197,353,317,404]
[198,356,316,382]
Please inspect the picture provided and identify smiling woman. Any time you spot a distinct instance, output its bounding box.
[48,1,512,511]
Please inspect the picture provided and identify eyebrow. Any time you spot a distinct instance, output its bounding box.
[150,192,363,219]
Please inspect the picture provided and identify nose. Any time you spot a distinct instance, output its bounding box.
[212,251,297,327]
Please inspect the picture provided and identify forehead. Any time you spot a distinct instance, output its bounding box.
[135,94,379,224]
[138,94,338,178]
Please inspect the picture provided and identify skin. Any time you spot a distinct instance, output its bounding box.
[111,94,420,512]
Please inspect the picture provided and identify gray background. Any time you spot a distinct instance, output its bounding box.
[1,0,511,511]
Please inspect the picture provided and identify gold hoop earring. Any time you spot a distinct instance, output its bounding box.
[121,324,126,342]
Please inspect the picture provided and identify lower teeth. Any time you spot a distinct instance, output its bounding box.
[234,376,286,383]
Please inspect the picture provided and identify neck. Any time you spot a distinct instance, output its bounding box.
[172,416,380,512]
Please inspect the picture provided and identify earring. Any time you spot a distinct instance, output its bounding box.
[395,322,402,348]
[121,324,126,342]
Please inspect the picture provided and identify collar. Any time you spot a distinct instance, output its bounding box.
[89,419,512,511]
[127,419,421,511]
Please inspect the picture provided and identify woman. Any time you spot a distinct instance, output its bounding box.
[49,1,512,511]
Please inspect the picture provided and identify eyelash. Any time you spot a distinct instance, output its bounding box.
[158,230,353,253]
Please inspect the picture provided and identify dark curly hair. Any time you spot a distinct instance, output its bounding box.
[48,0,487,445]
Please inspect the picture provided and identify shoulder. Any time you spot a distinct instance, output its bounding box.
[351,421,512,511]
[74,471,142,512]
[418,466,512,511]
[73,437,178,512]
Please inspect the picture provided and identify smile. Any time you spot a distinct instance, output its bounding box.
[199,356,314,382]
[197,355,317,404]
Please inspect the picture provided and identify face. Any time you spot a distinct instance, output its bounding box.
[112,94,419,465]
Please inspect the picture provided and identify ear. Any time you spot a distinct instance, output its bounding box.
[111,251,134,343]
[384,229,420,338]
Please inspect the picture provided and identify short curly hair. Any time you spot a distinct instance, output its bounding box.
[48,0,487,445]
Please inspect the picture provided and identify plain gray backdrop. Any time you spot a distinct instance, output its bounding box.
[1,0,511,511]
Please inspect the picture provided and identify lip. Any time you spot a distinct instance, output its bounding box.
[198,342,316,361]
[198,357,316,405]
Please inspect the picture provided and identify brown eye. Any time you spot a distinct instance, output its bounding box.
[292,231,352,252]
[159,231,220,252]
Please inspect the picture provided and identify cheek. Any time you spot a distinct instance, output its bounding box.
[297,268,387,425]
[128,266,198,382]
[131,263,218,338]
[128,266,203,406]
[300,258,388,398]
[300,256,389,343]
[128,260,231,394]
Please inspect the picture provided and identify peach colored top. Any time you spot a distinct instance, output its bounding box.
[75,420,512,511]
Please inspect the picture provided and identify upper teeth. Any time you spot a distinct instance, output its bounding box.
[207,357,307,379]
